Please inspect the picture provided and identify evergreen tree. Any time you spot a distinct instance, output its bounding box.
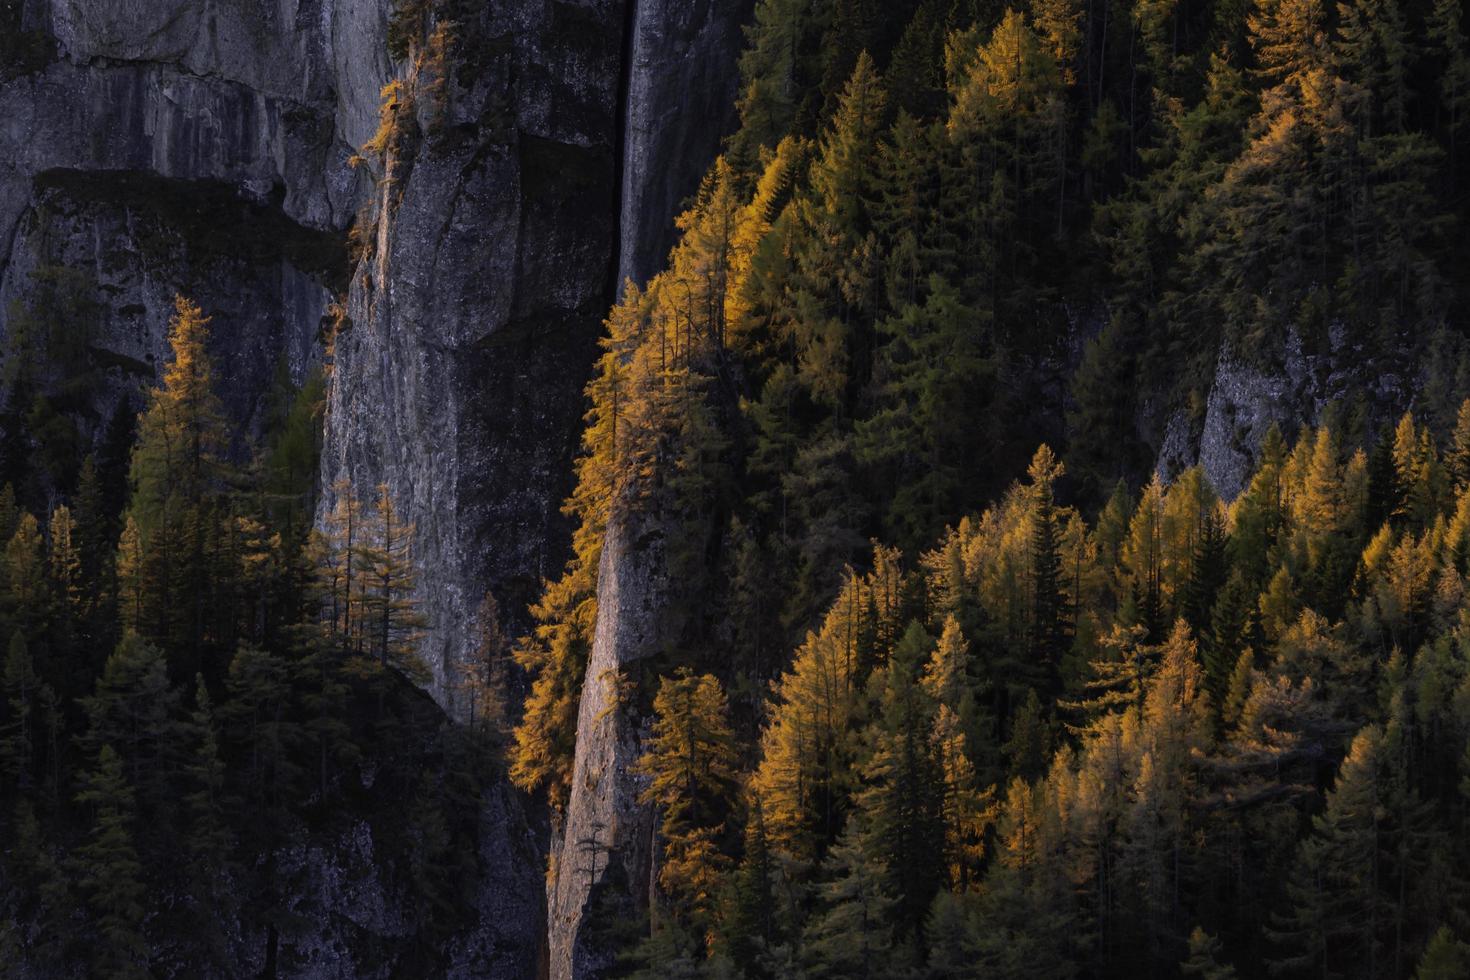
[125,295,231,657]
[719,799,779,968]
[801,817,897,980]
[0,629,38,788]
[1029,446,1069,699]
[857,621,946,940]
[858,275,994,547]
[1271,725,1389,977]
[73,745,148,980]
[1417,927,1470,980]
[348,482,429,683]
[636,669,740,936]
[6,512,47,638]
[76,633,176,806]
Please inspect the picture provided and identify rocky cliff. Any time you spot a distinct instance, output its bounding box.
[1156,329,1411,499]
[546,513,670,978]
[319,0,751,714]
[0,0,370,459]
[2,0,752,975]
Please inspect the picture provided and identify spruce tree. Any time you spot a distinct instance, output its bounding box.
[801,817,896,980]
[1271,725,1388,977]
[1029,446,1068,700]
[720,799,779,967]
[73,745,148,980]
[0,629,34,779]
[76,633,176,806]
[857,622,946,940]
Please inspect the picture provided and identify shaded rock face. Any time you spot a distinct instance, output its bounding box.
[258,781,543,980]
[1158,329,1408,499]
[547,514,669,979]
[320,0,752,711]
[0,0,373,461]
[619,0,752,290]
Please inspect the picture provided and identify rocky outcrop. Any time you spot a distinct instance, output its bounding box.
[3,0,753,974]
[4,0,751,700]
[546,513,671,979]
[0,0,373,453]
[259,780,543,980]
[1158,329,1408,499]
[618,0,752,290]
[319,0,751,712]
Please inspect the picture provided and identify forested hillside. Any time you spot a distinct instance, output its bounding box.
[513,0,1470,976]
[5,0,1470,978]
[0,294,543,976]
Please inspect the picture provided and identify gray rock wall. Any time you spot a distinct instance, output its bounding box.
[547,514,668,979]
[1158,329,1408,499]
[320,0,751,713]
[0,0,373,452]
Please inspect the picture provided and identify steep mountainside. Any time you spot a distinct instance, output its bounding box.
[0,0,752,975]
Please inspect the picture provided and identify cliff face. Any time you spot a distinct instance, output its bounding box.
[0,0,371,459]
[318,0,751,710]
[1157,330,1410,499]
[316,3,750,966]
[546,514,669,978]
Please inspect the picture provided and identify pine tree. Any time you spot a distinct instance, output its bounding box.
[636,669,740,935]
[76,633,176,805]
[73,745,148,980]
[1271,725,1388,977]
[801,817,896,980]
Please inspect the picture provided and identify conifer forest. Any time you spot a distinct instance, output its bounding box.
[7,0,1470,977]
